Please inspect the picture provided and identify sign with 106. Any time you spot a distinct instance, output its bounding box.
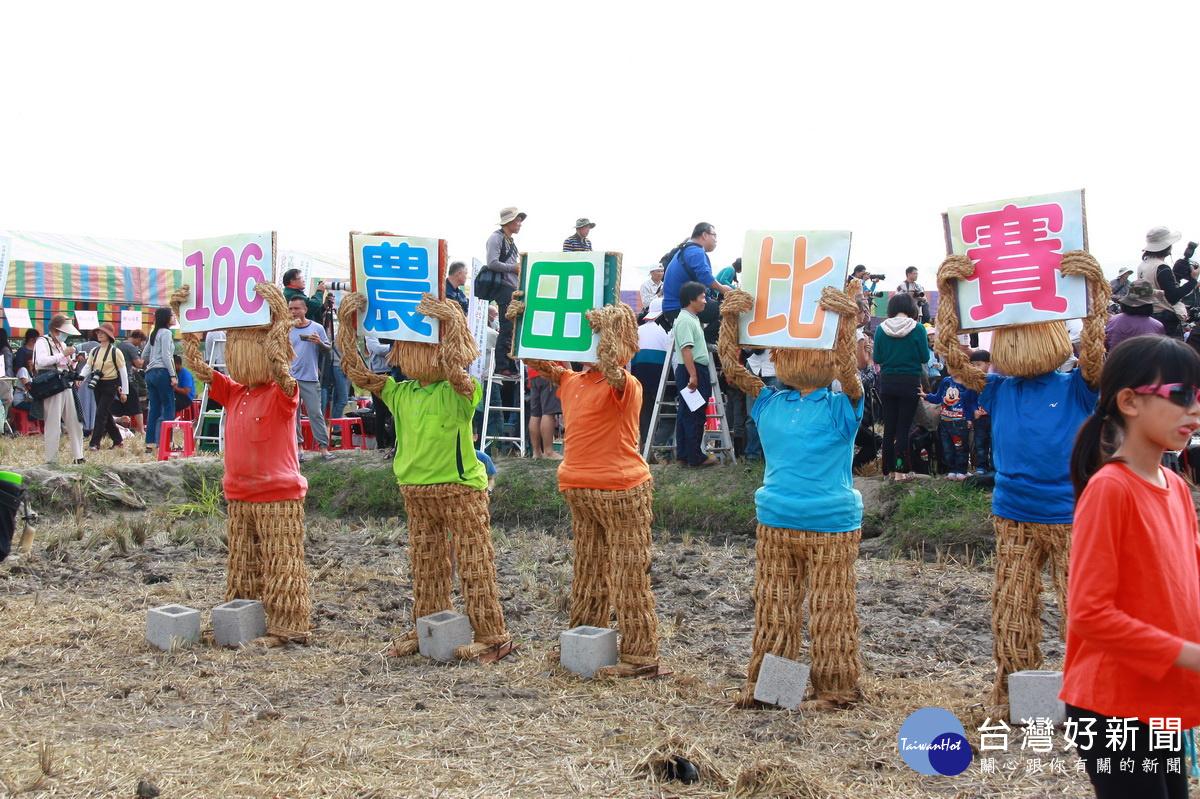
[179,231,276,332]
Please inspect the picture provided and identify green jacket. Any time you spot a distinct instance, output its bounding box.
[283,285,326,323]
[872,318,930,376]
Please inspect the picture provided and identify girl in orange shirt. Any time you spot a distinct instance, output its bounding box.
[1064,335,1200,799]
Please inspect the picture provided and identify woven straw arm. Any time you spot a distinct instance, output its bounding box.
[522,359,566,386]
[254,282,298,398]
[334,292,389,395]
[934,254,987,393]
[1059,250,1109,389]
[822,282,863,402]
[717,289,765,397]
[417,293,479,398]
[586,303,638,392]
[169,286,215,384]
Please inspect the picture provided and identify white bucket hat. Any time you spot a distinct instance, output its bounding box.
[1145,226,1182,252]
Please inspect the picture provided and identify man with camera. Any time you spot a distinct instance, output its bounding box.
[282,268,329,324]
[1136,226,1198,339]
[898,266,932,324]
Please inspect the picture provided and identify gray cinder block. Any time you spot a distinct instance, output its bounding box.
[753,653,810,710]
[146,604,201,651]
[212,599,267,647]
[417,610,473,661]
[559,625,618,678]
[1009,670,1066,726]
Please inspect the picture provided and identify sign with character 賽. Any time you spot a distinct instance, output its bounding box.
[349,233,447,344]
[943,189,1088,331]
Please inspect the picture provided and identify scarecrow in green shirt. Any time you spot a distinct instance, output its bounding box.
[339,291,511,660]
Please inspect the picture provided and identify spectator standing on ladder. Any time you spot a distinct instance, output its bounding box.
[658,223,733,331]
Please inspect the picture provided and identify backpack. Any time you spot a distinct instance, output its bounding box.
[660,241,702,273]
[475,234,516,301]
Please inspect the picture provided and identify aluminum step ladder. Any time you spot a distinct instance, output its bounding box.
[480,361,527,457]
[642,334,733,464]
[194,332,226,453]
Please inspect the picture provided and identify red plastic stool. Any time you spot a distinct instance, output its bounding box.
[10,408,42,435]
[299,418,317,451]
[328,417,365,450]
[158,420,196,461]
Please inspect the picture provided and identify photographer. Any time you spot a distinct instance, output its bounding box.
[282,268,328,324]
[1136,227,1198,338]
[897,266,932,324]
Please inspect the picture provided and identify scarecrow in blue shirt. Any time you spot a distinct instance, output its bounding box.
[934,251,1108,713]
[719,280,865,709]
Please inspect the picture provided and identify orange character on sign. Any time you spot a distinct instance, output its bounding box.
[747,236,834,338]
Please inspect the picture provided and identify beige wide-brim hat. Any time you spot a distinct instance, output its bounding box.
[499,207,527,226]
[1145,226,1182,252]
[50,314,80,336]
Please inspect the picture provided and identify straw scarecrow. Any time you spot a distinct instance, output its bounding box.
[718,280,865,708]
[508,254,660,676]
[172,282,311,641]
[934,251,1108,711]
[338,291,511,660]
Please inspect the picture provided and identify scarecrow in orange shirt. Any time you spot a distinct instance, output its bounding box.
[338,288,511,660]
[508,254,659,675]
[171,282,312,641]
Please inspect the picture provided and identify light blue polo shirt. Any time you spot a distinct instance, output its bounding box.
[752,386,864,533]
[980,370,1098,524]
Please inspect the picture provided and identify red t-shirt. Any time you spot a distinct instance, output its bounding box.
[209,371,307,502]
[555,368,650,491]
[1061,462,1200,727]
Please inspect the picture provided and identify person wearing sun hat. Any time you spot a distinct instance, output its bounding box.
[79,322,129,451]
[1104,280,1166,350]
[1109,268,1135,301]
[33,313,86,464]
[484,206,526,377]
[563,218,596,252]
[1137,225,1197,338]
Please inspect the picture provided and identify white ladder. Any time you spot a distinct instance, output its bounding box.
[642,335,733,463]
[480,362,527,457]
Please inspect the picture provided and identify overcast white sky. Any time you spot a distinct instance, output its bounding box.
[3,1,1198,289]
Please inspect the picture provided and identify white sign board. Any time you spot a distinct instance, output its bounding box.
[74,310,100,331]
[179,232,276,333]
[121,310,144,332]
[350,234,444,344]
[4,307,31,329]
[467,295,490,379]
[277,250,314,291]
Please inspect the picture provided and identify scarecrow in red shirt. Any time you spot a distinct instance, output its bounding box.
[934,250,1108,712]
[509,257,660,675]
[338,290,511,660]
[172,282,311,641]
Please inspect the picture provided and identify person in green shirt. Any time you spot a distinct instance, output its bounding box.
[282,268,328,324]
[338,291,511,661]
[674,281,717,467]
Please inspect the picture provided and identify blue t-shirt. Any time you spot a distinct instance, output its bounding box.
[662,243,714,312]
[177,367,196,401]
[752,386,864,533]
[475,449,497,476]
[289,320,329,382]
[925,376,977,422]
[980,370,1098,524]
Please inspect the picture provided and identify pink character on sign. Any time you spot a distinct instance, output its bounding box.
[961,203,1069,321]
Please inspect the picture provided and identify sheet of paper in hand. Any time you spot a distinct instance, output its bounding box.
[349,233,447,344]
[943,189,1088,331]
[737,230,852,350]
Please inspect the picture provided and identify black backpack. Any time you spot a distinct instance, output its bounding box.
[474,235,516,301]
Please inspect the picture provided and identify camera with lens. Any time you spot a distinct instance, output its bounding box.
[326,280,352,292]
[1174,241,1200,280]
[869,273,886,281]
[85,370,101,391]
[868,290,885,298]
[912,290,926,299]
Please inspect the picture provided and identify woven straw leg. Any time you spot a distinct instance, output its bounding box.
[738,523,804,706]
[1035,522,1072,641]
[445,485,509,652]
[604,481,658,665]
[225,500,263,604]
[804,529,862,705]
[254,499,311,639]
[990,516,1047,709]
[399,484,455,627]
[563,489,611,631]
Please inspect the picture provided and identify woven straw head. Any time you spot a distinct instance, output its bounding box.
[226,325,279,387]
[390,340,447,384]
[773,347,837,391]
[991,321,1071,378]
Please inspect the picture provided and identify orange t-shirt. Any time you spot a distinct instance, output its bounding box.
[1060,462,1200,727]
[555,368,650,492]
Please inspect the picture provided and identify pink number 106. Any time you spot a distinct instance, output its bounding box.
[184,243,268,321]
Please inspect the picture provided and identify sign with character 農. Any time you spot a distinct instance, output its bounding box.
[349,233,447,344]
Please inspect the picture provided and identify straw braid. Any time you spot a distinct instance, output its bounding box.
[587,303,638,392]
[226,498,311,639]
[334,293,389,395]
[822,281,863,402]
[934,254,987,393]
[1059,250,1109,389]
[255,282,298,398]
[717,290,765,396]
[170,287,215,384]
[415,293,479,398]
[989,516,1071,711]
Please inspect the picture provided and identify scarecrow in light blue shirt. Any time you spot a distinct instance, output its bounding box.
[719,280,865,709]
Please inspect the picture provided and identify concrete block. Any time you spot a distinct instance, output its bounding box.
[211,599,267,647]
[753,653,810,710]
[559,625,618,678]
[416,610,473,661]
[1009,670,1066,726]
[352,433,377,450]
[146,604,201,651]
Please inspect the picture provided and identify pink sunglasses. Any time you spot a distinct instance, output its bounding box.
[1132,384,1200,407]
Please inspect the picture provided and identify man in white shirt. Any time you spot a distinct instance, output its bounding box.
[639,267,664,313]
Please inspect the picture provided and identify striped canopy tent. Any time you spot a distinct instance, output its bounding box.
[1,230,348,337]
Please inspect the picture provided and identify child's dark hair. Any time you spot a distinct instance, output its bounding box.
[886,292,918,319]
[969,349,991,363]
[1070,335,1200,497]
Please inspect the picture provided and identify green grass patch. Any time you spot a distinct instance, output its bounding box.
[883,479,995,559]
